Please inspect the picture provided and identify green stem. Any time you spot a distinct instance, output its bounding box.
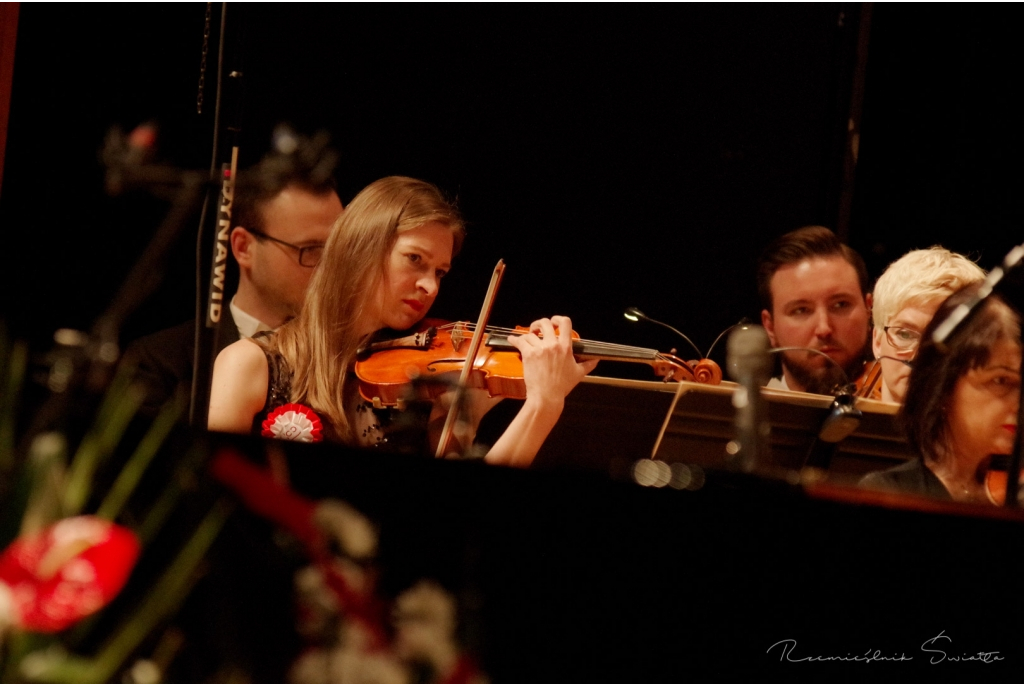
[137,481,182,547]
[95,394,184,522]
[84,499,233,683]
[62,383,145,516]
[0,340,27,473]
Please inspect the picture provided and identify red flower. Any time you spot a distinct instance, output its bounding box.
[261,403,324,443]
[0,516,140,633]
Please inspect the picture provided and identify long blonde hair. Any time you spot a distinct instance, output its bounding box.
[269,176,465,442]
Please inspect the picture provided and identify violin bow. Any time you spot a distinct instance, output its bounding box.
[434,259,506,458]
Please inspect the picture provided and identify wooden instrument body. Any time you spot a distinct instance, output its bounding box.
[354,322,720,408]
[355,324,530,406]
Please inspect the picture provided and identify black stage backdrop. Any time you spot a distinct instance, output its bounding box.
[1,4,1020,360]
[2,5,1024,682]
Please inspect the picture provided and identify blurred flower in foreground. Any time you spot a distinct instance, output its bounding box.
[393,580,486,684]
[0,516,139,633]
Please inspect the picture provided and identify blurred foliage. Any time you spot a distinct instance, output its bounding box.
[0,323,228,683]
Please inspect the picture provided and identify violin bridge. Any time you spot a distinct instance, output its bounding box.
[450,322,467,352]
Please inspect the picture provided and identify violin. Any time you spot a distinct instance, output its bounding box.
[981,454,1022,506]
[354,321,723,408]
[854,359,884,400]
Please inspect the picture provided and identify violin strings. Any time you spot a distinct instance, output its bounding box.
[436,322,693,360]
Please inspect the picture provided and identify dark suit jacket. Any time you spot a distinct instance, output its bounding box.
[117,310,299,682]
[859,458,952,500]
[126,308,240,416]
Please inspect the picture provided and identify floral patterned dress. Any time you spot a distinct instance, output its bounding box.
[250,336,388,447]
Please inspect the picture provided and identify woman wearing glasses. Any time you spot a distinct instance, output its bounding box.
[869,248,985,403]
[861,284,1021,503]
[208,176,596,467]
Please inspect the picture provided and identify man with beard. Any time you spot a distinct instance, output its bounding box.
[757,225,872,395]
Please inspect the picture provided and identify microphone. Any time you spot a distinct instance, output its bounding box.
[876,355,913,368]
[268,124,340,187]
[767,345,863,442]
[102,122,159,196]
[767,346,852,388]
[706,318,752,361]
[126,122,158,160]
[932,243,1024,349]
[726,325,772,472]
[623,307,702,359]
[817,390,863,443]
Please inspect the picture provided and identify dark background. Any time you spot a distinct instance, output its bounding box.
[2,3,1020,365]
[234,434,1024,682]
[2,5,1024,681]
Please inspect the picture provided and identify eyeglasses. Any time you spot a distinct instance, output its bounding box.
[883,325,922,353]
[247,228,325,267]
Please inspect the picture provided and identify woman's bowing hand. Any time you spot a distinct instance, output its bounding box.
[486,316,597,468]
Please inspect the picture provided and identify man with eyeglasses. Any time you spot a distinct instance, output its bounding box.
[126,154,342,415]
[870,247,985,403]
[229,175,342,334]
[118,143,343,683]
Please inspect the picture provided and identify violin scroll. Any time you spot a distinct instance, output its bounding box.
[650,353,694,382]
[689,359,723,385]
[647,354,722,385]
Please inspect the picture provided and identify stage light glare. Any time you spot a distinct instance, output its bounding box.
[633,459,671,488]
[669,463,692,490]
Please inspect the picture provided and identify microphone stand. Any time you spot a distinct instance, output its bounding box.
[18,141,217,453]
[191,2,244,430]
[726,325,772,473]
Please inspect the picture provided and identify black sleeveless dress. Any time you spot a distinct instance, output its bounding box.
[249,334,388,446]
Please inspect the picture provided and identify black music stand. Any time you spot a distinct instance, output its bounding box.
[532,377,912,483]
[651,381,912,481]
[531,376,681,476]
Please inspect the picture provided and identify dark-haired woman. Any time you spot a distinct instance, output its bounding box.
[861,284,1021,503]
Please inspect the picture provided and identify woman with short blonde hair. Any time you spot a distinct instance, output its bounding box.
[870,247,985,403]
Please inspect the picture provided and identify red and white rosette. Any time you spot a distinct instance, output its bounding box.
[0,516,140,633]
[261,403,324,443]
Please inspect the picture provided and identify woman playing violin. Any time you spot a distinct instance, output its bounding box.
[208,176,597,467]
[860,284,1021,504]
